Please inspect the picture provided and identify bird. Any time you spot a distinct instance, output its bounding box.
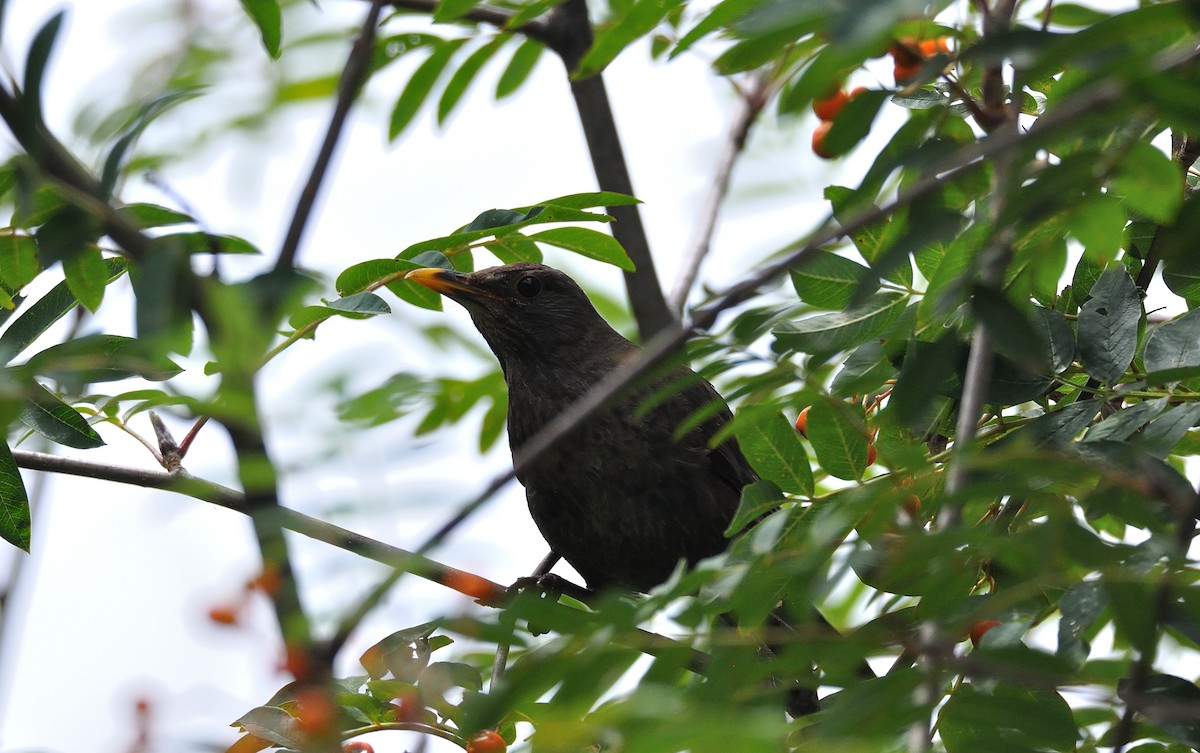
[406,261,819,713]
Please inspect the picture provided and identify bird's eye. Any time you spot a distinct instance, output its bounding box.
[516,275,541,298]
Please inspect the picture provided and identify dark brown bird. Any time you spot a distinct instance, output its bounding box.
[407,262,819,713]
[406,262,749,592]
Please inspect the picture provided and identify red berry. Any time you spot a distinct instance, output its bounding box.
[794,407,811,436]
[970,620,1002,647]
[343,743,374,753]
[866,443,878,467]
[888,38,922,66]
[893,59,923,83]
[812,121,835,159]
[466,730,507,753]
[902,494,921,516]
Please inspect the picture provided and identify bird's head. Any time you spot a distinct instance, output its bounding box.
[406,262,626,369]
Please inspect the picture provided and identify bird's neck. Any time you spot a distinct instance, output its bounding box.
[503,330,635,449]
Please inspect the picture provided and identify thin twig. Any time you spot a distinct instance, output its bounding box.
[670,72,770,314]
[276,0,389,271]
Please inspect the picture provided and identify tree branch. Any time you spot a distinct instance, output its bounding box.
[669,73,769,314]
[276,0,389,271]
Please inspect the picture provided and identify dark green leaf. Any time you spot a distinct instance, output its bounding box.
[1012,400,1100,447]
[0,441,30,552]
[1121,674,1200,750]
[336,257,445,311]
[773,292,907,355]
[25,334,183,384]
[731,405,813,496]
[18,382,104,449]
[831,340,895,397]
[130,241,194,355]
[971,286,1050,372]
[1135,403,1200,458]
[1143,308,1200,382]
[1083,398,1166,443]
[389,39,468,140]
[940,683,1076,753]
[35,205,101,267]
[328,292,391,316]
[1057,580,1106,667]
[0,258,127,364]
[240,0,282,58]
[495,37,542,99]
[1077,266,1140,385]
[526,227,634,271]
[1033,306,1076,374]
[889,335,960,428]
[22,11,64,127]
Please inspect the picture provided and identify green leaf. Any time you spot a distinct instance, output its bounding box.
[1135,403,1200,458]
[130,241,194,355]
[940,683,1077,753]
[830,340,895,397]
[153,231,261,255]
[495,37,542,99]
[1012,400,1100,447]
[0,441,30,552]
[806,399,869,481]
[62,246,109,313]
[1076,266,1140,385]
[971,286,1049,372]
[22,10,64,126]
[0,258,127,364]
[432,0,480,22]
[232,706,303,750]
[1066,192,1126,264]
[336,256,448,311]
[526,227,634,270]
[18,382,104,449]
[0,233,39,292]
[328,292,391,316]
[1082,398,1166,442]
[1143,307,1200,382]
[576,0,687,77]
[389,39,468,140]
[437,35,507,124]
[1109,140,1182,225]
[537,191,641,210]
[24,334,183,384]
[1123,674,1200,750]
[100,91,201,198]
[726,479,784,538]
[773,292,907,355]
[35,205,101,267]
[1034,306,1076,374]
[731,405,813,496]
[485,237,543,264]
[240,0,282,59]
[1057,580,1106,667]
[118,203,193,228]
[789,252,869,309]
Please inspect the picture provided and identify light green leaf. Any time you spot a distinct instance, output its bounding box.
[62,245,109,313]
[526,227,634,270]
[732,405,813,496]
[807,399,869,481]
[1110,141,1182,225]
[389,39,468,140]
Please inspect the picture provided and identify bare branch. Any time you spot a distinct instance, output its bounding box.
[670,73,769,314]
[276,0,389,271]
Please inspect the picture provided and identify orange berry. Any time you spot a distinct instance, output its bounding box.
[969,620,1002,647]
[343,744,374,753]
[388,688,421,723]
[794,407,811,436]
[866,444,877,467]
[812,89,849,121]
[208,604,239,625]
[812,121,835,159]
[248,566,281,596]
[466,730,507,753]
[919,36,950,55]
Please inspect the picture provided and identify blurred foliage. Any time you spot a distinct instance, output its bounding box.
[0,0,1199,752]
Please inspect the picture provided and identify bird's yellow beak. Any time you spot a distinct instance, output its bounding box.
[405,267,474,296]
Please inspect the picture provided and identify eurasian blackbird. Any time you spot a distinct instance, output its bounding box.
[407,262,818,713]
